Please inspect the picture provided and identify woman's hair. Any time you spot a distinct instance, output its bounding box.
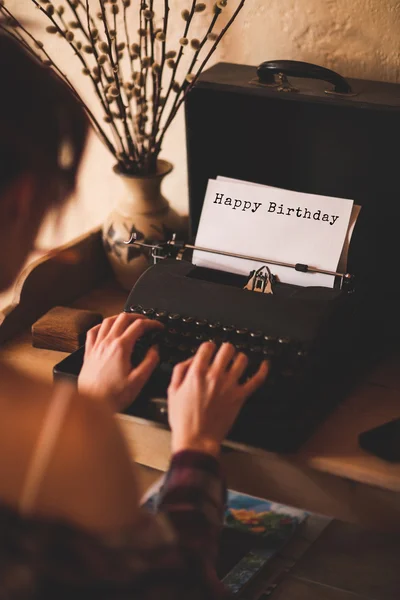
[0,33,88,205]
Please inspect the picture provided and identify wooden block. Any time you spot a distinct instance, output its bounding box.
[31,306,102,352]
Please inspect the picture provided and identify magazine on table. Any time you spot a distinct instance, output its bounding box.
[142,479,307,596]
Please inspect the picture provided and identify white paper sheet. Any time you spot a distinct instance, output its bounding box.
[217,176,361,275]
[193,178,354,288]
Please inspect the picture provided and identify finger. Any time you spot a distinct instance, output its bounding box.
[210,343,236,374]
[128,345,160,389]
[168,358,194,391]
[120,317,163,347]
[241,360,269,398]
[109,311,146,338]
[95,315,119,342]
[192,342,217,373]
[229,352,249,381]
[85,323,101,352]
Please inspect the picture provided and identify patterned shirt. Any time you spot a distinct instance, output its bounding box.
[0,450,229,599]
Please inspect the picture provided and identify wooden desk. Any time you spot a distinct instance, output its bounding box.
[1,230,400,530]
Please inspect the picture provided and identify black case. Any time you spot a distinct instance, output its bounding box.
[185,61,400,337]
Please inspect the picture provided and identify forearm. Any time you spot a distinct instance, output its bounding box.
[157,450,226,564]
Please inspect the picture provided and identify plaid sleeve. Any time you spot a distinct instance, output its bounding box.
[157,450,226,565]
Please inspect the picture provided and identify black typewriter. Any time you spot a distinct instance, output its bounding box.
[54,60,400,453]
[54,236,365,453]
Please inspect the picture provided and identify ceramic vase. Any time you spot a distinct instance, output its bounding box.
[102,160,184,290]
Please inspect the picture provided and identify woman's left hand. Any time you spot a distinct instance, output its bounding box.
[78,312,163,412]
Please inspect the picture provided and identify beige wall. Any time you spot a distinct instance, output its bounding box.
[7,0,400,249]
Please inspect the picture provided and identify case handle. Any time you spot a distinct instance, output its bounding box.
[257,60,354,95]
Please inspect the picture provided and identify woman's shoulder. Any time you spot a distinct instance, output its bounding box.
[0,364,139,537]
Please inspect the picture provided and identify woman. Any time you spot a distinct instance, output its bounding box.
[0,36,268,597]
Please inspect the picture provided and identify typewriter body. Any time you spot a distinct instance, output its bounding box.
[54,61,400,452]
[123,253,360,452]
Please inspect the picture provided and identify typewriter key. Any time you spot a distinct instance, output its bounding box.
[127,304,142,313]
[208,321,222,331]
[196,333,209,342]
[235,343,248,352]
[249,345,262,355]
[155,310,168,321]
[250,330,263,340]
[182,316,195,325]
[222,325,235,341]
[142,308,155,317]
[264,335,277,345]
[297,349,308,358]
[296,349,308,364]
[195,319,208,328]
[277,337,290,357]
[181,330,193,339]
[236,328,248,336]
[263,347,275,358]
[167,328,179,336]
[168,313,181,322]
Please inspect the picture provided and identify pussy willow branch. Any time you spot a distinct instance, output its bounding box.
[149,1,157,153]
[97,4,130,158]
[155,0,197,133]
[135,1,145,143]
[76,0,97,37]
[156,0,247,153]
[99,1,135,161]
[98,7,130,159]
[157,7,221,147]
[139,2,150,153]
[111,9,138,160]
[112,9,138,162]
[187,11,220,80]
[31,0,119,153]
[4,0,247,174]
[134,6,148,167]
[64,0,91,43]
[122,1,143,157]
[84,0,129,161]
[148,0,169,158]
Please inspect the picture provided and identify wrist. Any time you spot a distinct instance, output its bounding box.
[78,381,117,412]
[171,436,221,458]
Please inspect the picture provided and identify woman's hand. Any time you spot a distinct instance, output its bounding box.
[167,342,269,457]
[78,313,163,413]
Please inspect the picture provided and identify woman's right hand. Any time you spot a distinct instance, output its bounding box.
[167,342,269,457]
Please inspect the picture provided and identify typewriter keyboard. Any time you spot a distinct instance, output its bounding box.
[127,304,310,382]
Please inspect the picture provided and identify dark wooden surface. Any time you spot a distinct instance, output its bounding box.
[291,521,400,600]
[229,515,400,600]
